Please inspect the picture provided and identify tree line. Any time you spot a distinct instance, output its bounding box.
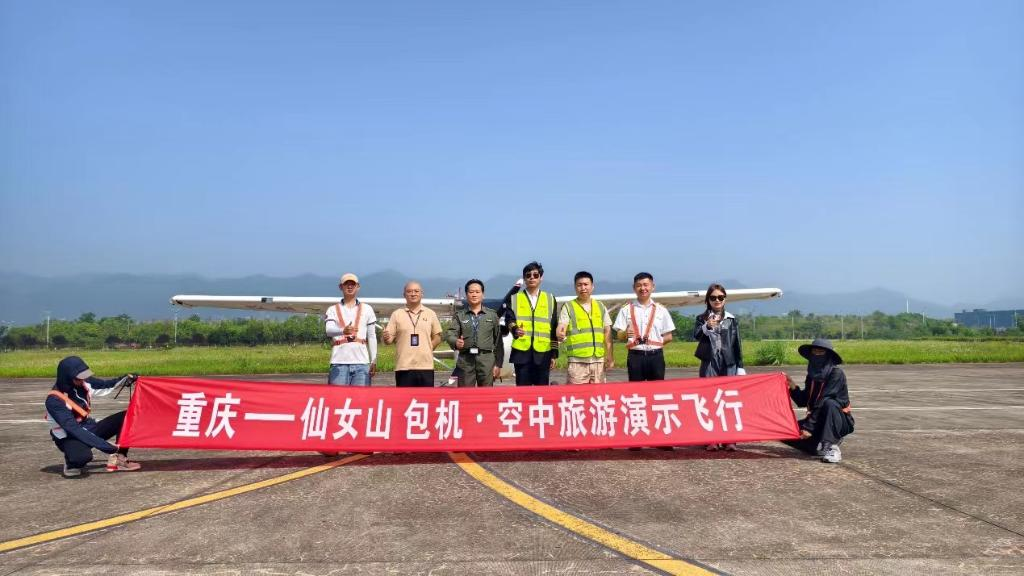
[1,310,1020,351]
[0,313,324,350]
[697,310,1024,341]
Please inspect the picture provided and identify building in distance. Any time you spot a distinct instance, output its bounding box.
[953,309,1023,331]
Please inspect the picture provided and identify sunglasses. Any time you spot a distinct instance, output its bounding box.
[708,295,726,302]
[524,272,541,279]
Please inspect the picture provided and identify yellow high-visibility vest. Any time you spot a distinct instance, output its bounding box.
[565,299,606,358]
[511,291,553,353]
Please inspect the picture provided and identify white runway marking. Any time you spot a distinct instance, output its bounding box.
[855,406,1024,411]
[856,388,1024,393]
[855,428,1024,433]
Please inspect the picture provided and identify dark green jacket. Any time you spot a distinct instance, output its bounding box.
[445,307,504,367]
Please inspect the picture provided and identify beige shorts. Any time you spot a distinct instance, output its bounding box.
[567,361,606,384]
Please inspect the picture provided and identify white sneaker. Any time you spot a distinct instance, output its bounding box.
[821,445,842,463]
[815,442,825,456]
[62,464,82,477]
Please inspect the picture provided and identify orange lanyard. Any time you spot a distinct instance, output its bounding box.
[629,303,657,344]
[335,301,362,333]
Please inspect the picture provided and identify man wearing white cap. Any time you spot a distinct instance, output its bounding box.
[325,273,377,386]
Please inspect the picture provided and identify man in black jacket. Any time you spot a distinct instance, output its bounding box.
[785,339,854,463]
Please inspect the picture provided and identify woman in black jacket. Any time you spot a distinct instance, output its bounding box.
[45,356,142,477]
[694,284,746,451]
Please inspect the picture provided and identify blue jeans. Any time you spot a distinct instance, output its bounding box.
[328,364,371,386]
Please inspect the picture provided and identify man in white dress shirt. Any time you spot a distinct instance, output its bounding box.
[612,272,675,382]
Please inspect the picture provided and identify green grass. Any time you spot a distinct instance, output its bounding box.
[650,340,1024,368]
[2,340,1022,378]
[0,345,395,378]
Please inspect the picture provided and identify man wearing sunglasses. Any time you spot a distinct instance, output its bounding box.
[507,261,559,385]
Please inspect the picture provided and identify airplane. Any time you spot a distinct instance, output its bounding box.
[170,282,783,381]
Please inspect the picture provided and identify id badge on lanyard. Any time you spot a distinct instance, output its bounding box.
[468,313,480,354]
[407,310,422,347]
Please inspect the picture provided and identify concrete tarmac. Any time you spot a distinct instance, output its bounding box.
[1,364,1022,575]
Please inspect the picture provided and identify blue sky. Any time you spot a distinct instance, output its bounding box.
[1,1,1021,305]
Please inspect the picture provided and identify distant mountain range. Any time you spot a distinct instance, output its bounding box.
[0,270,1015,326]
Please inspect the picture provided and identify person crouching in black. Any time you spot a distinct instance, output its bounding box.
[785,339,854,463]
[45,356,141,477]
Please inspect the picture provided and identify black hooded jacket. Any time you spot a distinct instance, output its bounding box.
[789,364,852,431]
[44,356,122,453]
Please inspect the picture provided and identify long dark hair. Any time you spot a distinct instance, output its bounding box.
[703,283,727,319]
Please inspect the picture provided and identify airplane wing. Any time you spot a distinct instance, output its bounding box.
[170,295,455,317]
[171,286,782,317]
[571,287,784,313]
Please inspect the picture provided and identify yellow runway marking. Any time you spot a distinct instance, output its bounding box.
[449,452,719,576]
[0,453,369,554]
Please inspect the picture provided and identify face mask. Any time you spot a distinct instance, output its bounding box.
[808,354,833,379]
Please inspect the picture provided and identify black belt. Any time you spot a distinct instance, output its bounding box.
[628,348,664,356]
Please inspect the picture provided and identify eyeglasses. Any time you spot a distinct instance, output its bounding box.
[708,295,726,302]
[525,272,541,279]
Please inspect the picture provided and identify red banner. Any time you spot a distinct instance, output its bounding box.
[120,374,799,452]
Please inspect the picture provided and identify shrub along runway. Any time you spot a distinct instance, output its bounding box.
[1,364,1022,575]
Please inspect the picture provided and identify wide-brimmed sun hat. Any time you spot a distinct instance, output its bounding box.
[798,338,843,364]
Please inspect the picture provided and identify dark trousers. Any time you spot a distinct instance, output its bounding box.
[515,362,550,386]
[53,411,128,468]
[805,398,855,446]
[395,370,434,388]
[699,359,738,378]
[627,349,665,381]
[787,398,855,452]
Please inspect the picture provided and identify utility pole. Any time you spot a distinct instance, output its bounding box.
[791,315,795,340]
[841,315,845,340]
[44,311,51,348]
[173,314,178,345]
[860,316,865,340]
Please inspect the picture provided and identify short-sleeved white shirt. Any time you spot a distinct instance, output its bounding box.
[325,301,377,365]
[612,300,675,351]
